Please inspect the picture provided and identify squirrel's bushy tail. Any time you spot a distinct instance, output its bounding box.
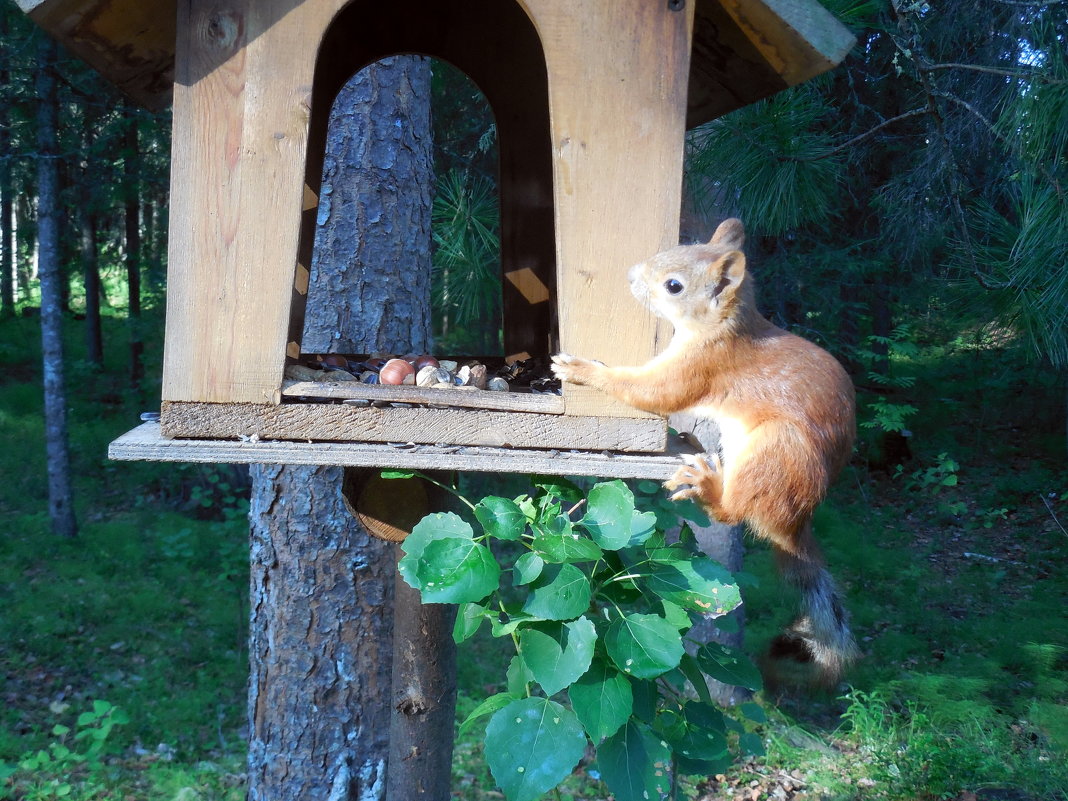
[767,522,858,685]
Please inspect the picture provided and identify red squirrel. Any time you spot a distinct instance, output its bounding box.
[552,218,858,684]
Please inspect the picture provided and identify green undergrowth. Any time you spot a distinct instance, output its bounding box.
[2,311,1067,799]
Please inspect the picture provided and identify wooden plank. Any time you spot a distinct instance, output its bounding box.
[281,380,564,413]
[111,422,696,479]
[19,0,176,109]
[687,0,854,126]
[517,0,693,420]
[160,401,667,452]
[718,0,855,86]
[163,0,345,405]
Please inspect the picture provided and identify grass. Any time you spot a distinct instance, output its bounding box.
[1,308,1067,800]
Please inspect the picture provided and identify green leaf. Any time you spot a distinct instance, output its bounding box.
[520,617,596,697]
[670,702,731,775]
[678,654,713,706]
[51,724,71,737]
[532,475,585,503]
[661,599,692,631]
[605,613,685,679]
[412,537,500,603]
[485,698,587,801]
[597,720,673,801]
[522,564,592,621]
[491,609,543,638]
[513,552,544,586]
[739,701,767,724]
[454,602,487,643]
[568,658,633,742]
[581,480,636,550]
[647,556,740,616]
[475,496,527,541]
[381,469,416,479]
[507,654,534,697]
[398,512,474,589]
[459,692,517,738]
[739,732,766,757]
[628,509,657,547]
[532,529,603,563]
[696,641,763,691]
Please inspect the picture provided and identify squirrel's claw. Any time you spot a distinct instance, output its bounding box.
[665,452,721,502]
[551,352,599,384]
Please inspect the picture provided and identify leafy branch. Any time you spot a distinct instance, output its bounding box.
[389,473,765,801]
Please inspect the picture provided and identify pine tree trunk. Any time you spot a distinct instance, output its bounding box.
[16,193,34,298]
[247,55,437,801]
[82,207,102,367]
[123,104,142,388]
[35,35,77,538]
[81,107,102,365]
[0,12,14,319]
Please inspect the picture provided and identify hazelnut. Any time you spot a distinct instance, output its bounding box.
[379,358,415,385]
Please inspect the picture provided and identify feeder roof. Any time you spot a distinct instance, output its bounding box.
[19,0,853,124]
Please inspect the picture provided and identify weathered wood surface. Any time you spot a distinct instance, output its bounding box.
[159,400,667,451]
[110,422,694,479]
[281,379,564,413]
[687,0,855,125]
[20,0,854,125]
[517,0,691,421]
[164,0,339,406]
[18,0,175,109]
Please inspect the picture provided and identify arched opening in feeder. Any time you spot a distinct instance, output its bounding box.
[284,0,558,402]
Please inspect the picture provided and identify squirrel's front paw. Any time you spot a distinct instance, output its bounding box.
[551,352,599,385]
[664,453,722,502]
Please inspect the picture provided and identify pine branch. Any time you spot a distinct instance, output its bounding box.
[921,61,1068,85]
[794,107,929,161]
[989,0,1067,5]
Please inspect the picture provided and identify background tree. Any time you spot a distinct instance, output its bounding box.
[0,11,14,319]
[34,33,76,538]
[246,55,436,801]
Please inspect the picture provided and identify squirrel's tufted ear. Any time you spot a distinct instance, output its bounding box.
[707,250,747,303]
[709,218,745,251]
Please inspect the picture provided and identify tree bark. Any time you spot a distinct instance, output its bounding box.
[0,12,14,319]
[247,55,437,801]
[670,412,748,705]
[81,206,102,367]
[123,103,142,388]
[16,193,35,299]
[386,572,457,801]
[35,35,77,538]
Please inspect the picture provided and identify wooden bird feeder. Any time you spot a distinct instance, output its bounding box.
[23,0,853,478]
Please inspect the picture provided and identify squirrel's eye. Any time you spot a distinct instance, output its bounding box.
[664,278,684,295]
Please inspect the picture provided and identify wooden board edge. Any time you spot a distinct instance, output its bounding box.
[160,401,668,452]
[110,422,695,480]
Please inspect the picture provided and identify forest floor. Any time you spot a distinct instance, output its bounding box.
[1,312,1066,800]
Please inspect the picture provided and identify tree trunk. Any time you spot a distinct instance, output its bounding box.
[35,35,77,538]
[670,412,748,705]
[79,99,103,365]
[82,206,102,367]
[386,573,457,801]
[247,55,437,801]
[123,104,142,388]
[0,12,14,319]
